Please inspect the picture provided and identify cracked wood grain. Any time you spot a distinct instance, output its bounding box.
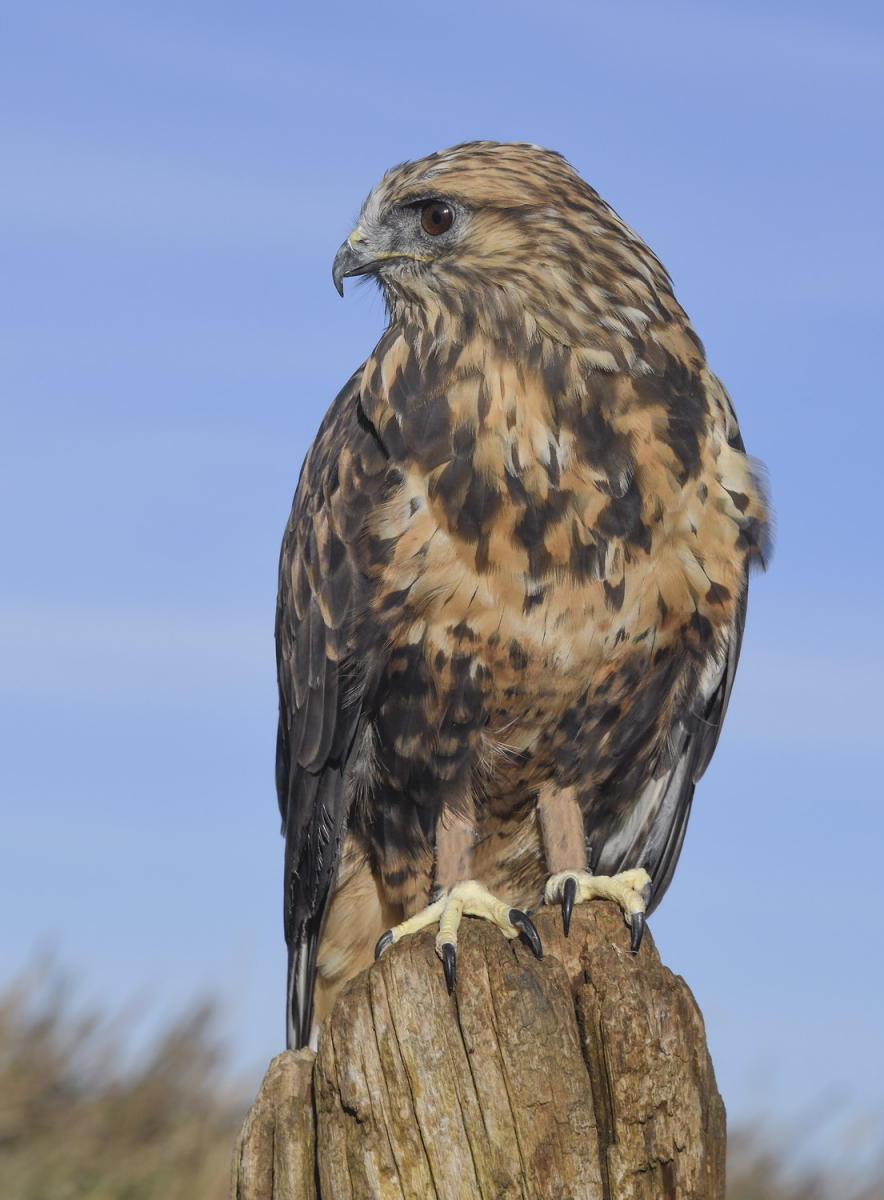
[232,904,725,1199]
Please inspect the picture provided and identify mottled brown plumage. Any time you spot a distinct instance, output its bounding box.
[276,142,768,1047]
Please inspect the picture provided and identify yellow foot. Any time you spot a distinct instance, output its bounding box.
[544,868,653,951]
[374,879,542,992]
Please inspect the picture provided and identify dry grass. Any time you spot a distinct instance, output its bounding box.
[0,964,243,1200]
[727,1121,884,1200]
[0,962,880,1198]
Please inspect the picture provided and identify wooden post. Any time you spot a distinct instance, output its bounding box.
[232,903,725,1199]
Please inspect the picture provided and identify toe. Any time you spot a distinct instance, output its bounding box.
[619,867,652,892]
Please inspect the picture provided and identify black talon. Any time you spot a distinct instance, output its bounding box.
[561,876,577,937]
[441,942,456,993]
[374,929,394,960]
[509,909,543,959]
[630,911,645,953]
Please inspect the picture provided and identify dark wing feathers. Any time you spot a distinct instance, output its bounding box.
[276,369,385,1047]
[603,581,748,912]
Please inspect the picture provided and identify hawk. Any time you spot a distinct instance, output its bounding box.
[276,142,767,1049]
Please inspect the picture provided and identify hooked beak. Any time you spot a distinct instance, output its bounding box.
[332,238,370,297]
[332,231,430,296]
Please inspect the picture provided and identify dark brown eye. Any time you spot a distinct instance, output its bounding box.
[420,201,453,236]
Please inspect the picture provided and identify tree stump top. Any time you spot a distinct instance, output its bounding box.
[233,903,725,1199]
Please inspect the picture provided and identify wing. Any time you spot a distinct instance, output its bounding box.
[597,581,748,912]
[276,368,388,1047]
[596,404,764,911]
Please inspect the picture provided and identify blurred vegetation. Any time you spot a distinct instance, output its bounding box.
[0,962,880,1199]
[727,1122,884,1200]
[0,963,242,1199]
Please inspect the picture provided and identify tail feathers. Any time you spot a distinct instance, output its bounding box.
[286,914,322,1049]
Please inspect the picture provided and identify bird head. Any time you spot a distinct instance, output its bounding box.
[332,141,671,340]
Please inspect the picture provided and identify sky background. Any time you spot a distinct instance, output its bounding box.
[3,0,883,1170]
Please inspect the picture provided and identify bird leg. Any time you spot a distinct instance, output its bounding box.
[375,800,542,991]
[538,782,652,951]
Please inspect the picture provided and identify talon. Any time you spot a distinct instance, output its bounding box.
[509,908,543,958]
[441,942,456,993]
[374,929,394,960]
[375,880,534,985]
[561,876,577,936]
[547,867,651,952]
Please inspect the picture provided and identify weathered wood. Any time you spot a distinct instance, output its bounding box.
[233,904,725,1199]
[232,1048,317,1199]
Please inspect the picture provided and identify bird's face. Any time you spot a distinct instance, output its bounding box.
[332,142,571,305]
[331,142,670,339]
[332,188,467,299]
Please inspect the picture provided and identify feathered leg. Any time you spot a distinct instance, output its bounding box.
[375,795,541,990]
[538,782,652,951]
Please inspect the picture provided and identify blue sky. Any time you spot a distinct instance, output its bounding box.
[3,0,883,1162]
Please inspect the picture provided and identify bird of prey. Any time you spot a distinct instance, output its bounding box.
[276,141,767,1049]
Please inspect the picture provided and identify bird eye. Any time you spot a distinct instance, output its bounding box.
[420,201,454,236]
